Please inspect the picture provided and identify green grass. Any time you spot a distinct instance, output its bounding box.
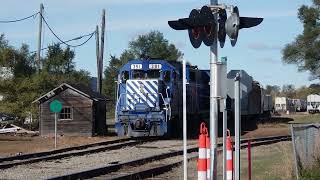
[289,114,320,124]
[301,159,320,180]
[240,142,293,180]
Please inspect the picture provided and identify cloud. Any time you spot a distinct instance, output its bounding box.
[247,42,282,51]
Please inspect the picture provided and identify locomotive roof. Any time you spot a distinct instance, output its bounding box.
[119,59,177,72]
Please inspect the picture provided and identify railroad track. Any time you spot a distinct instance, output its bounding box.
[0,137,160,169]
[47,135,291,180]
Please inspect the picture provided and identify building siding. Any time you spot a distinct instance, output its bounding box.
[40,89,94,136]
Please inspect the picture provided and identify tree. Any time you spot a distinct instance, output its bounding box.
[43,44,75,74]
[0,34,35,78]
[128,31,182,61]
[102,31,182,101]
[102,55,122,102]
[282,0,320,80]
[281,84,296,98]
[265,85,281,95]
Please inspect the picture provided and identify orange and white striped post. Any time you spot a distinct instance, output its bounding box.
[226,129,233,180]
[206,132,210,180]
[198,122,208,180]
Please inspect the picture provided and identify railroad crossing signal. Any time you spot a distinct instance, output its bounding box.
[168,5,263,48]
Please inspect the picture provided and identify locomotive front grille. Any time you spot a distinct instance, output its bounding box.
[126,80,159,110]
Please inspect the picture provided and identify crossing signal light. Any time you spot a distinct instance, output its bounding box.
[168,6,216,48]
[218,9,227,48]
[168,5,263,48]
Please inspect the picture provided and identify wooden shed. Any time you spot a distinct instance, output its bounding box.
[33,83,108,136]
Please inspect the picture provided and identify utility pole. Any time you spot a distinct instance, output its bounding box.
[98,9,105,94]
[95,25,100,92]
[36,3,44,73]
[209,0,219,179]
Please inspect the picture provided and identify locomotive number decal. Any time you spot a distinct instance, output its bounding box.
[131,64,142,69]
[149,64,162,69]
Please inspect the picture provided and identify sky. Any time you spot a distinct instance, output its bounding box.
[0,0,317,88]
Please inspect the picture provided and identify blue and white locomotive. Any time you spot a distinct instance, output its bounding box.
[115,59,178,137]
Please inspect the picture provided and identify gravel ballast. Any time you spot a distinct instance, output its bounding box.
[0,140,197,180]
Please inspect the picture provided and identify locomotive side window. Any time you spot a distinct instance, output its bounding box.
[163,71,171,83]
[121,71,129,82]
[147,70,160,79]
[172,72,177,84]
[189,71,196,82]
[132,70,146,79]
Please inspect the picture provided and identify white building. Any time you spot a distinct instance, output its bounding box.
[307,94,320,113]
[275,97,294,112]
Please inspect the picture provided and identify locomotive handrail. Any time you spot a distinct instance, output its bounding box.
[115,93,126,119]
[159,93,171,122]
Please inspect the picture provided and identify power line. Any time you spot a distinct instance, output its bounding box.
[0,12,39,23]
[40,13,95,48]
[29,32,96,54]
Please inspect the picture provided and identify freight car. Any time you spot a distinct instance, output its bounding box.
[114,59,272,137]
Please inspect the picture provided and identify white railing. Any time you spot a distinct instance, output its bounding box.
[115,93,126,120]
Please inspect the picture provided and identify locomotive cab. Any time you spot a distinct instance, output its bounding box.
[115,59,177,137]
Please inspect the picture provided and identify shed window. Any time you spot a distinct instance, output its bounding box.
[59,107,73,120]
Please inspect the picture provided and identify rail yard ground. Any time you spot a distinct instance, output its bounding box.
[0,113,319,179]
[1,112,318,158]
[155,141,292,179]
[0,121,289,158]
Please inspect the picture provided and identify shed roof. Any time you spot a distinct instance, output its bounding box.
[33,83,108,104]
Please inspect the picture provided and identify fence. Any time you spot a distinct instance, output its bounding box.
[291,123,320,179]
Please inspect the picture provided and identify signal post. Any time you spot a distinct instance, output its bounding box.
[168,3,263,179]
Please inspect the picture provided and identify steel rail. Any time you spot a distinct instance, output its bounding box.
[46,135,291,180]
[0,137,159,169]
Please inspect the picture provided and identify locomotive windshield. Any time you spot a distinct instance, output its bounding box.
[132,70,146,79]
[147,70,160,79]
